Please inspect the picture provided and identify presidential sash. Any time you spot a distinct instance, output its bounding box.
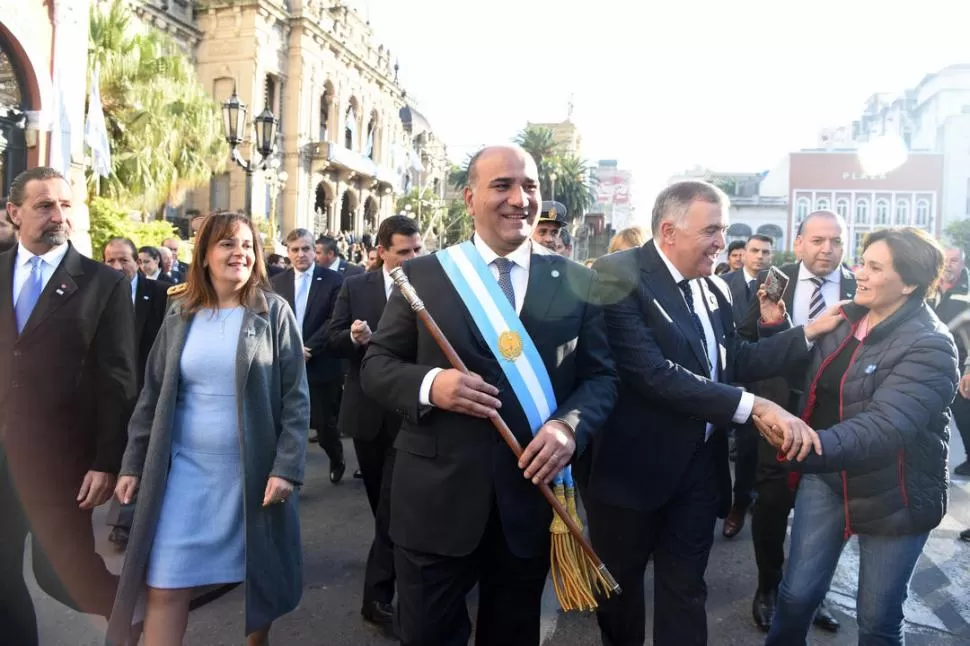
[436,241,575,488]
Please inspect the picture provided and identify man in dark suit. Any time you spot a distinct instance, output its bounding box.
[0,167,138,645]
[162,236,189,283]
[101,236,171,550]
[739,209,853,633]
[360,145,617,646]
[325,214,423,635]
[720,233,774,539]
[272,228,346,482]
[587,180,834,646]
[316,234,365,277]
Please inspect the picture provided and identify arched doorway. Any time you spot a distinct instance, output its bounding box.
[757,223,785,249]
[0,34,30,197]
[363,195,378,233]
[314,180,333,234]
[339,189,357,233]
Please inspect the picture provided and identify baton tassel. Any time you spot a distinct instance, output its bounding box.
[389,267,622,612]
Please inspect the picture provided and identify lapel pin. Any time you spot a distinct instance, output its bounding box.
[55,288,64,295]
[143,295,150,300]
[551,270,560,278]
[865,364,877,374]
[316,277,322,281]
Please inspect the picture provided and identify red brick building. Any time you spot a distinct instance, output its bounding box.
[789,151,944,259]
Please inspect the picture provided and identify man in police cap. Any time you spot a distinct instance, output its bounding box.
[532,200,566,253]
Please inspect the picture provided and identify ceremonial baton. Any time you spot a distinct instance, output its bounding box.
[389,267,621,598]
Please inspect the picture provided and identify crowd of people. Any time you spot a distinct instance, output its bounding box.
[0,147,967,646]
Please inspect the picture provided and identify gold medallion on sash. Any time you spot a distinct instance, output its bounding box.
[497,330,523,361]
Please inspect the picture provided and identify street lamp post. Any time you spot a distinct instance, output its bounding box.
[265,165,288,245]
[221,87,279,217]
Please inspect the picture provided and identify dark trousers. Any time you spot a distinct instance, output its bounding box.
[732,422,759,511]
[952,392,970,461]
[589,440,719,646]
[394,504,549,646]
[1,460,118,646]
[311,379,344,464]
[751,453,797,593]
[354,430,396,606]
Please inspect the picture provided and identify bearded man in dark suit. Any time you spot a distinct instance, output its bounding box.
[0,167,138,645]
[360,145,617,646]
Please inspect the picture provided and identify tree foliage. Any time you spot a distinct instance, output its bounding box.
[87,0,228,218]
[945,219,970,256]
[88,197,178,258]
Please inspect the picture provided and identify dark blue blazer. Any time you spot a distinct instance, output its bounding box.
[586,241,812,516]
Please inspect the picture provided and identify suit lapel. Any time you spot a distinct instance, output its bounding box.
[783,263,799,313]
[520,253,562,328]
[134,273,151,342]
[699,279,726,374]
[302,266,328,329]
[19,245,81,340]
[236,292,270,397]
[640,242,710,375]
[0,250,15,337]
[276,268,296,309]
[368,270,387,324]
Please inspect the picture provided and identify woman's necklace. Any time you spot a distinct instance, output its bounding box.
[216,306,241,338]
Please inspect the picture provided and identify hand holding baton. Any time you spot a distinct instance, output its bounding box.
[388,267,621,608]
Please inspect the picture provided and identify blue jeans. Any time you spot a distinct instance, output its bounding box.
[765,474,929,646]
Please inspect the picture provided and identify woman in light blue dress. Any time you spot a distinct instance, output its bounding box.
[107,213,310,646]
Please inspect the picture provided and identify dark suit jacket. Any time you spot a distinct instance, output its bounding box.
[0,244,138,504]
[723,269,756,327]
[324,270,400,441]
[337,258,364,277]
[133,272,170,390]
[360,247,617,559]
[586,242,812,516]
[271,265,344,384]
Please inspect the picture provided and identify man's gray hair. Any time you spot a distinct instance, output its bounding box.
[651,180,729,237]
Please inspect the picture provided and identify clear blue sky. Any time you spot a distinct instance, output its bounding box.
[361,0,968,223]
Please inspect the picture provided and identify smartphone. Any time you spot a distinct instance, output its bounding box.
[762,266,790,303]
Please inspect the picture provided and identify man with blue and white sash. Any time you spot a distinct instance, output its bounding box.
[360,145,617,646]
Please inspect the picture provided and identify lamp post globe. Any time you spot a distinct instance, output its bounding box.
[253,107,278,160]
[221,88,247,147]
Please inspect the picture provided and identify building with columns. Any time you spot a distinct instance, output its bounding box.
[1,0,93,253]
[178,0,447,238]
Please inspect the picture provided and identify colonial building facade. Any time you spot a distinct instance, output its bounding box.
[1,0,92,252]
[180,0,448,237]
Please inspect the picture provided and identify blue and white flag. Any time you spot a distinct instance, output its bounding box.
[84,63,111,178]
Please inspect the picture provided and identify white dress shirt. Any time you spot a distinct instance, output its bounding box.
[382,267,394,299]
[130,273,139,306]
[327,256,342,272]
[418,236,534,406]
[293,267,313,324]
[12,242,69,305]
[656,247,754,439]
[793,263,842,326]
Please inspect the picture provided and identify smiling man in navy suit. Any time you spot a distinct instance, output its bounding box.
[587,180,836,646]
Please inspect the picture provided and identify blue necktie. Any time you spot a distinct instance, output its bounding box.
[493,257,516,309]
[16,256,44,334]
[678,279,711,370]
[295,271,310,328]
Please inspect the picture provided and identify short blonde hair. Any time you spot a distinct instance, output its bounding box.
[608,226,647,253]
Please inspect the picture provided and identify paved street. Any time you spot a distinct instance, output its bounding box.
[34,431,970,645]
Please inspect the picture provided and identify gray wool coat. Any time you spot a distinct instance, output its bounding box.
[105,288,310,644]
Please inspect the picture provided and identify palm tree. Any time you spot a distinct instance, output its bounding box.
[514,126,563,197]
[448,157,472,191]
[554,155,598,220]
[87,0,228,217]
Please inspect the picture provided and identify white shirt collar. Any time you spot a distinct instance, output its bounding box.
[294,266,312,279]
[16,241,69,270]
[655,243,686,284]
[797,262,842,284]
[472,234,533,272]
[327,256,341,271]
[382,267,394,296]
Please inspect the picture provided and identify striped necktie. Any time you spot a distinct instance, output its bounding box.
[678,280,711,370]
[808,276,826,320]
